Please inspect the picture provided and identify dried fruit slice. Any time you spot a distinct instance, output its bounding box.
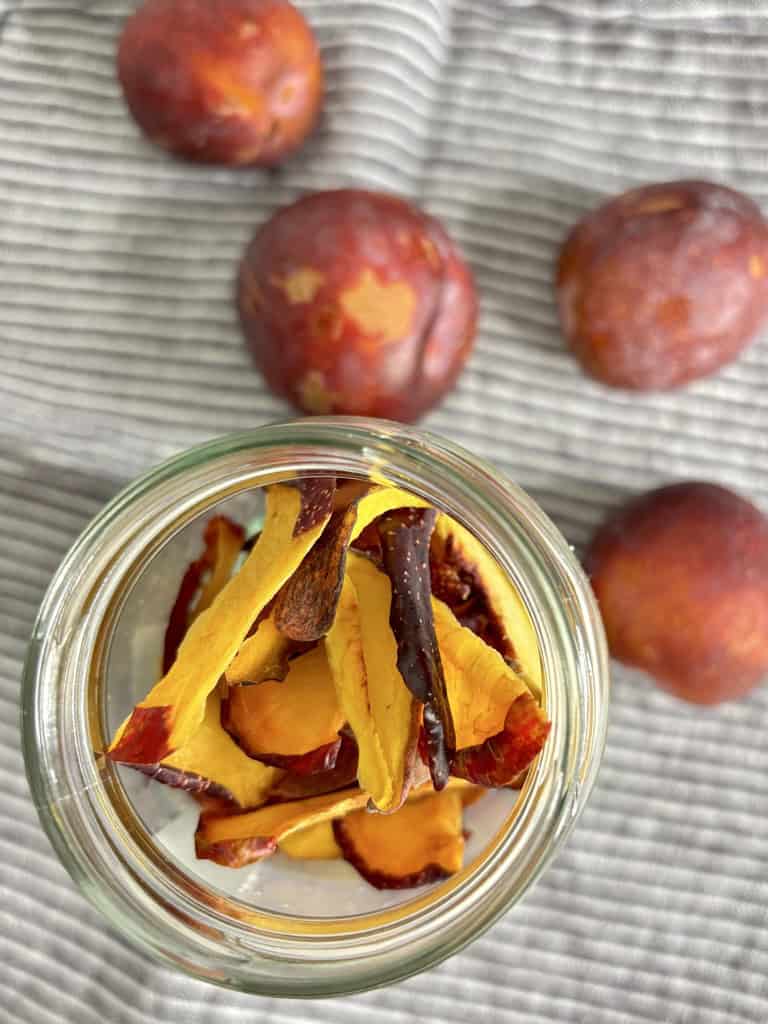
[131,692,280,809]
[450,692,551,788]
[273,503,358,642]
[268,733,359,800]
[277,777,482,862]
[191,515,246,618]
[274,485,429,642]
[431,513,543,698]
[108,482,333,764]
[195,788,367,868]
[431,597,550,786]
[333,789,464,889]
[279,821,342,860]
[293,477,336,535]
[325,555,420,812]
[432,597,534,749]
[223,646,344,759]
[377,507,454,790]
[163,515,244,673]
[224,615,305,686]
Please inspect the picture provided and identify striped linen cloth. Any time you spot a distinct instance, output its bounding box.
[3,2,768,1021]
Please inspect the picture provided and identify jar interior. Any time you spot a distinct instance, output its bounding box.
[101,478,525,920]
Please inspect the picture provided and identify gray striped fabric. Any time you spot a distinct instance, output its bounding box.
[3,1,768,1021]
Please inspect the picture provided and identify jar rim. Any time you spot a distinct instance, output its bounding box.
[22,417,609,996]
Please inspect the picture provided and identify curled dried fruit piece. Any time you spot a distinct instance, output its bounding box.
[325,557,421,813]
[377,507,454,790]
[274,485,429,642]
[450,692,551,788]
[431,597,550,786]
[223,646,344,760]
[333,789,464,890]
[430,513,543,698]
[108,483,332,764]
[131,692,280,809]
[268,733,359,800]
[163,515,244,673]
[432,597,534,750]
[274,503,358,641]
[195,788,368,868]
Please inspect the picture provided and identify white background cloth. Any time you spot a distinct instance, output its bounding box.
[3,2,768,1021]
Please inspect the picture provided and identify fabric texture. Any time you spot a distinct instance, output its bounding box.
[3,2,768,1021]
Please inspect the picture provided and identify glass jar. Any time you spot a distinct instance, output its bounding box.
[22,417,609,997]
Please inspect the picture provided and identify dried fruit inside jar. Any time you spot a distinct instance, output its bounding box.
[106,475,550,890]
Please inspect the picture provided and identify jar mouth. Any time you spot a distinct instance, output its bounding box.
[23,417,609,996]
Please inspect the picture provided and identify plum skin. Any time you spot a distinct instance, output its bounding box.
[585,482,768,705]
[238,189,478,421]
[117,0,323,166]
[557,180,768,390]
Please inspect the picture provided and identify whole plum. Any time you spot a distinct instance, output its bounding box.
[117,0,322,166]
[585,482,768,705]
[557,180,768,389]
[238,189,478,421]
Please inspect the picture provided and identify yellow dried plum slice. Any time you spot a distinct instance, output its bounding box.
[162,515,244,674]
[223,646,344,760]
[431,597,550,786]
[325,556,421,813]
[333,789,464,890]
[430,513,543,698]
[279,820,342,860]
[131,691,280,809]
[107,482,333,765]
[195,788,367,868]
[450,692,551,788]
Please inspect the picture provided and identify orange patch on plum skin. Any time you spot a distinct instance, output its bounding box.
[628,194,686,216]
[750,255,765,279]
[201,62,268,119]
[339,268,416,344]
[272,267,325,304]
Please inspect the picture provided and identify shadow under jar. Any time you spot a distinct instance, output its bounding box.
[22,417,609,996]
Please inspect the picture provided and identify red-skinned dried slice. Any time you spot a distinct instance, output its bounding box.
[292,477,336,536]
[274,504,358,641]
[128,692,280,809]
[108,483,332,764]
[450,692,551,788]
[377,507,454,790]
[162,515,244,673]
[333,789,464,890]
[274,485,430,642]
